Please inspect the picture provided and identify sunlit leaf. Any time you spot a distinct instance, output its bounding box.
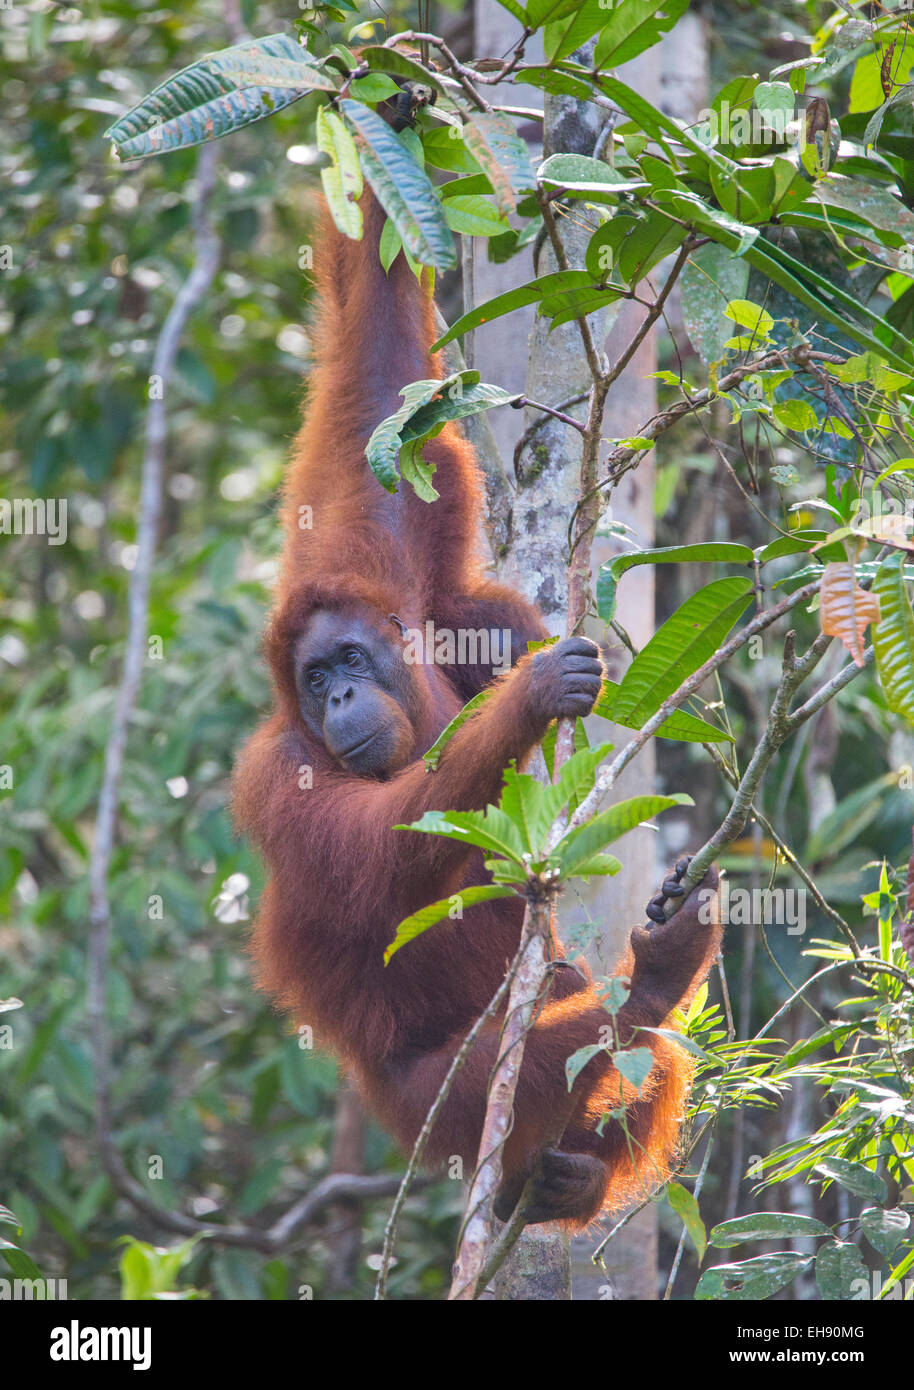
[872,553,914,724]
[385,884,515,962]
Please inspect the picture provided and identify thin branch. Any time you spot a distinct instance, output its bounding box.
[449,895,556,1299]
[538,194,605,384]
[374,939,523,1299]
[603,239,694,392]
[601,347,846,484]
[513,391,589,475]
[382,30,492,111]
[678,647,875,901]
[88,144,221,1201]
[511,395,588,434]
[574,579,823,826]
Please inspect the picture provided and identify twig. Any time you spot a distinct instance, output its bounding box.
[513,391,588,475]
[511,395,588,434]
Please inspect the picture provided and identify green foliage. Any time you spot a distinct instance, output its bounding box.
[365,371,517,496]
[683,871,914,1302]
[1,0,461,1301]
[119,1234,204,1300]
[104,35,336,159]
[390,746,691,951]
[5,0,914,1305]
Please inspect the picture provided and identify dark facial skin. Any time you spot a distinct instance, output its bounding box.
[294,609,416,776]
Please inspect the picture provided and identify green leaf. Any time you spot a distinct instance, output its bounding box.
[612,578,754,726]
[873,458,914,488]
[340,99,455,271]
[527,0,580,24]
[566,853,623,878]
[861,1206,910,1259]
[542,284,623,330]
[597,75,733,172]
[849,52,886,115]
[353,47,448,98]
[496,0,531,22]
[440,174,496,200]
[696,1253,813,1300]
[613,213,687,287]
[443,195,511,237]
[520,65,596,101]
[365,376,455,492]
[594,679,733,744]
[881,1244,914,1300]
[814,1157,888,1202]
[537,741,616,840]
[499,766,551,855]
[546,0,609,62]
[538,153,648,202]
[317,105,363,240]
[653,187,759,255]
[379,216,402,272]
[423,690,494,769]
[680,242,750,363]
[431,271,591,348]
[105,34,336,159]
[773,397,818,432]
[566,1043,606,1089]
[612,1045,655,1094]
[667,1182,707,1261]
[593,0,689,69]
[659,194,914,375]
[556,794,691,876]
[639,1025,717,1065]
[347,73,400,103]
[753,80,795,125]
[750,235,913,376]
[723,298,774,336]
[596,543,753,624]
[365,371,516,492]
[755,528,827,561]
[0,1240,44,1284]
[710,1212,831,1247]
[872,553,914,725]
[422,126,484,174]
[813,174,914,245]
[400,379,519,445]
[385,884,515,962]
[462,112,535,213]
[398,438,438,501]
[864,82,914,151]
[815,1241,869,1300]
[396,807,527,863]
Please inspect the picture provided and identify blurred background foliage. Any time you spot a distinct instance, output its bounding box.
[2,0,913,1301]
[1,0,464,1301]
